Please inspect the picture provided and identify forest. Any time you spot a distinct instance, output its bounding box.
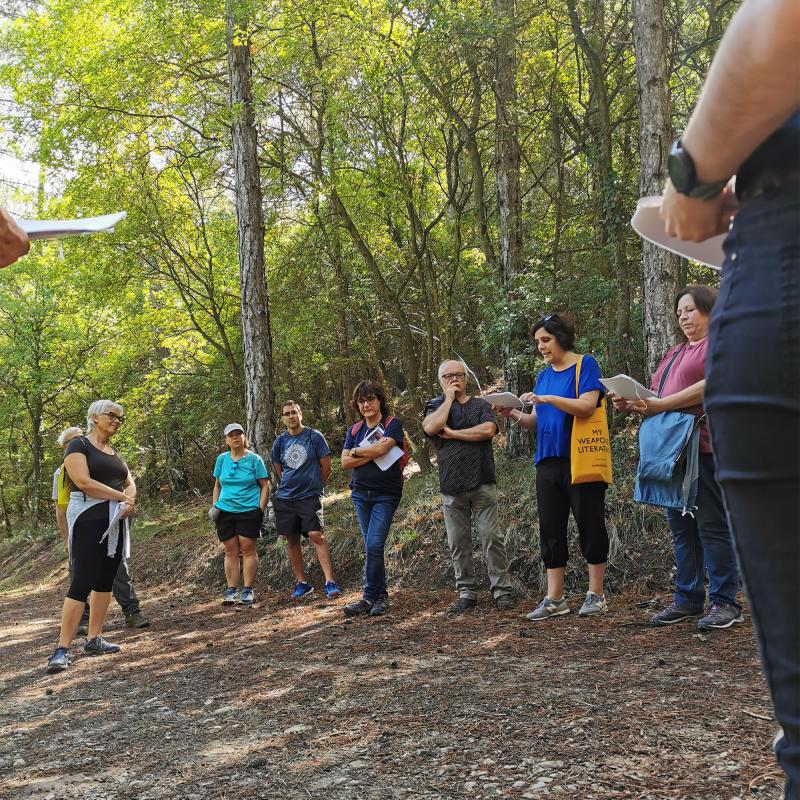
[0,0,731,533]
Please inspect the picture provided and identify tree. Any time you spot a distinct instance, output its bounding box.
[634,0,681,375]
[226,0,275,456]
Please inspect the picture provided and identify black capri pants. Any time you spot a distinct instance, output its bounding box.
[536,457,608,569]
[67,508,123,603]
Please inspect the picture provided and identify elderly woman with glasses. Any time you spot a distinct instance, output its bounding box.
[340,380,405,618]
[211,423,270,607]
[46,400,136,673]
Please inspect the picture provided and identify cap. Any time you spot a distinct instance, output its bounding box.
[224,423,245,436]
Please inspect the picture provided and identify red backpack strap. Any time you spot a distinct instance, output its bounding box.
[351,420,365,440]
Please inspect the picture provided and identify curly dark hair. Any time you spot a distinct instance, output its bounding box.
[531,312,576,352]
[350,379,389,418]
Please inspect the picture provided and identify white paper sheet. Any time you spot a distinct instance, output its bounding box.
[479,391,529,410]
[359,424,404,471]
[600,375,657,401]
[631,196,726,269]
[17,212,127,241]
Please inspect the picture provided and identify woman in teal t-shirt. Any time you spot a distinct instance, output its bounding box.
[211,423,270,607]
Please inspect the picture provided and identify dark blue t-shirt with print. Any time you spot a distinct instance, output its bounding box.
[271,428,331,500]
[534,354,604,464]
[343,416,404,498]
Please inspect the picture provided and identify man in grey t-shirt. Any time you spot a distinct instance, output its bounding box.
[423,359,515,614]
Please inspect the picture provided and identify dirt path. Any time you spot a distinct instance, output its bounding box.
[0,581,783,800]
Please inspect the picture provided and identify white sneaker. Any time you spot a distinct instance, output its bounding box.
[578,591,608,616]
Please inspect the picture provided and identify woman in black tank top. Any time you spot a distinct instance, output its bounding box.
[46,400,137,674]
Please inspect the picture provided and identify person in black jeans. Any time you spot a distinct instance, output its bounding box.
[47,400,138,673]
[660,1,799,794]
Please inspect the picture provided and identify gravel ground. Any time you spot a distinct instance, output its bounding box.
[0,579,784,800]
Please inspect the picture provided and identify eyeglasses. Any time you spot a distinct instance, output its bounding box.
[281,410,300,417]
[102,412,125,424]
[357,396,378,404]
[441,372,466,382]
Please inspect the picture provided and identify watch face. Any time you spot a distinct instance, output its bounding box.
[668,150,693,193]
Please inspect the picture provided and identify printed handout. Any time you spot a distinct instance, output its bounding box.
[600,375,657,401]
[17,212,127,241]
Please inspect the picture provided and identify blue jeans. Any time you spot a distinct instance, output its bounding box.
[664,454,740,611]
[705,187,800,797]
[350,490,400,602]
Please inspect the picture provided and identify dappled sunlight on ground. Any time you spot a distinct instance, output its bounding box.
[0,572,784,800]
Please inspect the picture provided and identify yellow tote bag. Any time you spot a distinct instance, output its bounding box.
[570,355,613,485]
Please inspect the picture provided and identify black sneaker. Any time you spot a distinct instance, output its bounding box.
[83,636,121,656]
[46,646,71,674]
[651,603,703,626]
[448,596,477,615]
[370,597,389,617]
[343,599,373,618]
[494,594,516,611]
[124,611,151,629]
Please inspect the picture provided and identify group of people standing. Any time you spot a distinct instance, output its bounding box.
[46,286,742,677]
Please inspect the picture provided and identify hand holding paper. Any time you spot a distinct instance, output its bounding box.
[16,211,127,241]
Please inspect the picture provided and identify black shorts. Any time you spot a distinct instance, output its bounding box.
[215,508,263,541]
[273,495,324,537]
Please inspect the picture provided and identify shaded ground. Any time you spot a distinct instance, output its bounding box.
[0,573,783,800]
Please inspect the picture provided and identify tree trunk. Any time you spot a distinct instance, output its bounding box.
[633,0,681,376]
[225,2,275,456]
[495,0,532,457]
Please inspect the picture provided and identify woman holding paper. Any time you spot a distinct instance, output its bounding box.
[611,285,741,631]
[341,380,404,618]
[46,400,136,673]
[497,313,610,621]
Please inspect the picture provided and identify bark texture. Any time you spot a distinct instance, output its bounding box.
[226,3,275,456]
[633,0,682,376]
[495,0,532,457]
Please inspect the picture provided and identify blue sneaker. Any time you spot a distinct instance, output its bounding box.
[291,581,314,599]
[239,587,255,606]
[325,581,342,599]
[222,587,239,606]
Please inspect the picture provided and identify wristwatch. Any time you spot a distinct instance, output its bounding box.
[667,139,729,200]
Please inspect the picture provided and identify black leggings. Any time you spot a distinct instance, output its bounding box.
[536,457,608,569]
[67,512,123,602]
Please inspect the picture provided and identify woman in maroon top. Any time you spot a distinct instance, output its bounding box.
[612,285,742,631]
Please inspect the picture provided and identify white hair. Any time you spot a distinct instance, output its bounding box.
[86,400,124,433]
[56,426,83,446]
[437,359,468,380]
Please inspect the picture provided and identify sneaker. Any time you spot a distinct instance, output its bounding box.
[124,611,151,628]
[83,636,121,656]
[239,587,255,606]
[448,596,477,615]
[651,603,703,626]
[697,602,744,631]
[325,581,342,599]
[494,594,516,611]
[46,646,71,674]
[343,598,373,617]
[370,597,389,616]
[291,581,315,600]
[222,587,239,606]
[526,596,570,621]
[579,592,608,616]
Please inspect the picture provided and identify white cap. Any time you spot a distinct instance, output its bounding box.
[223,423,244,436]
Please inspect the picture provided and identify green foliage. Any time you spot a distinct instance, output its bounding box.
[0,0,734,530]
